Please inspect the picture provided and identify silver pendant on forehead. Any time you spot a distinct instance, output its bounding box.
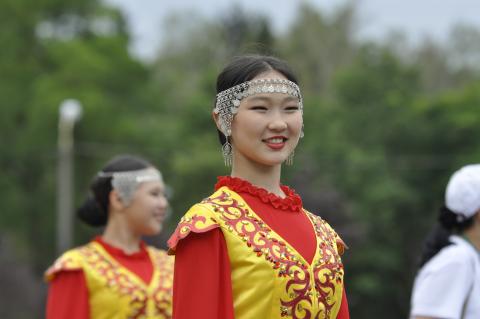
[97,168,162,204]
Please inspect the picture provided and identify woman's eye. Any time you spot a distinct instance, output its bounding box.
[150,191,163,197]
[285,106,299,111]
[250,106,268,111]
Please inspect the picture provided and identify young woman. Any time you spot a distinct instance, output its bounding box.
[45,155,173,319]
[168,55,349,319]
[410,164,480,319]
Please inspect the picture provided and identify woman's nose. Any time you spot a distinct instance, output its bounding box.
[267,112,288,131]
[159,196,168,208]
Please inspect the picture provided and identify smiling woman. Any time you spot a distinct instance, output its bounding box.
[227,73,303,169]
[168,55,350,319]
[44,155,173,319]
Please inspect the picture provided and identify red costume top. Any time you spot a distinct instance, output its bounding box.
[45,237,173,319]
[169,176,349,319]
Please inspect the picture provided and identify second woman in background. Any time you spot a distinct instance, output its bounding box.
[168,55,349,319]
[410,164,480,319]
[45,154,173,319]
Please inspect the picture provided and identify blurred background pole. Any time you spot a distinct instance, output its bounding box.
[56,99,82,255]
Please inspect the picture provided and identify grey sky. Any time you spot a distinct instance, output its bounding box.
[103,0,480,61]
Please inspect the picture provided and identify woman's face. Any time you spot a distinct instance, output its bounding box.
[123,179,168,236]
[229,70,303,168]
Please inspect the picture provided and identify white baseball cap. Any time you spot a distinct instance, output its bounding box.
[445,164,480,219]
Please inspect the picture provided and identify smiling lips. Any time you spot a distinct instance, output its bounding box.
[153,211,166,222]
[263,136,287,150]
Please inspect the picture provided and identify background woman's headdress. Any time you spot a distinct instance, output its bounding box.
[98,168,162,204]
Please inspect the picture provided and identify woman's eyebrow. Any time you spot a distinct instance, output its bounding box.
[246,95,298,102]
[283,96,298,102]
[246,96,271,102]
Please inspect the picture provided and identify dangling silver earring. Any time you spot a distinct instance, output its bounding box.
[300,124,305,138]
[286,150,294,166]
[222,136,233,166]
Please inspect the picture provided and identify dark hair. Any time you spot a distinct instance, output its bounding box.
[418,205,475,267]
[215,54,299,145]
[77,155,152,227]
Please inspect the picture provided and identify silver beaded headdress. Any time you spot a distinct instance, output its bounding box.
[214,78,303,165]
[98,168,162,205]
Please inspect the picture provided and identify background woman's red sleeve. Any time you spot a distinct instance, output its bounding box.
[46,270,90,319]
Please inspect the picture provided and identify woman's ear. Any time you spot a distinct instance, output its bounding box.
[109,190,125,211]
[212,111,223,132]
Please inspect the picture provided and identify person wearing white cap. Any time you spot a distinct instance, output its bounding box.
[410,164,480,319]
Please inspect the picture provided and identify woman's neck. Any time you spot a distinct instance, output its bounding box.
[231,161,284,197]
[102,217,142,254]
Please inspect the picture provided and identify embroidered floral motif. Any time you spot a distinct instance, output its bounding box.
[46,243,173,319]
[202,191,343,319]
[77,245,173,318]
[78,245,149,318]
[309,214,344,319]
[151,250,174,318]
[45,256,79,281]
[168,213,219,250]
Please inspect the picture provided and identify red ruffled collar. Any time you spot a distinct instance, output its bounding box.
[214,176,303,212]
[95,236,149,260]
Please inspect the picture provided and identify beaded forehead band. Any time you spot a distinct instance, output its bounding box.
[98,168,162,205]
[214,78,303,137]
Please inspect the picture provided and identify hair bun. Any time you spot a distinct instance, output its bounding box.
[77,195,107,227]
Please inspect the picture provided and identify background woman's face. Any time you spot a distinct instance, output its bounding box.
[123,179,169,236]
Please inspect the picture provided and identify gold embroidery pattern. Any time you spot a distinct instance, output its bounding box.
[45,255,78,281]
[79,245,149,318]
[203,191,343,319]
[151,250,174,318]
[168,214,219,250]
[308,213,344,319]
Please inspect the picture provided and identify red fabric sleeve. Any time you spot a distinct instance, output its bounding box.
[46,270,90,319]
[336,287,350,319]
[172,228,234,319]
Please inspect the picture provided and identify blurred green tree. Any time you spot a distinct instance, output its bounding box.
[0,0,151,275]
